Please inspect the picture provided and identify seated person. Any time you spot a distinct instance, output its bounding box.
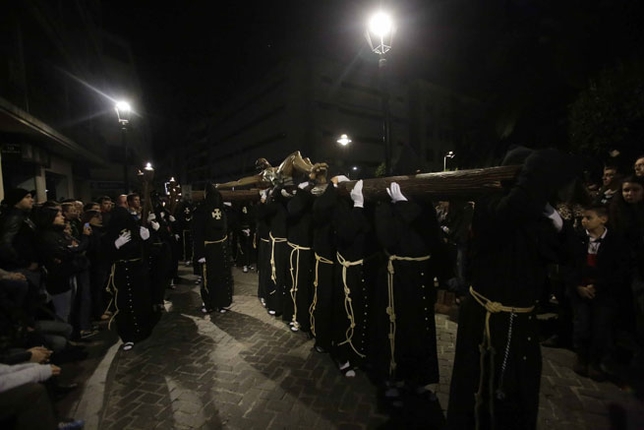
[0,362,84,429]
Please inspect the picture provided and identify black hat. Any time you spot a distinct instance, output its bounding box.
[3,188,35,207]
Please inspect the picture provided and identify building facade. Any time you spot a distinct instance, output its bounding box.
[0,1,150,203]
[179,56,484,188]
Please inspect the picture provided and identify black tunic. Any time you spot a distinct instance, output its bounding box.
[198,189,233,311]
[191,201,207,276]
[332,193,375,367]
[310,184,338,351]
[147,211,173,307]
[284,189,315,331]
[256,193,288,315]
[373,200,443,387]
[104,207,153,344]
[447,149,571,430]
[255,203,271,302]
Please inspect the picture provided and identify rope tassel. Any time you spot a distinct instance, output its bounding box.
[385,254,430,377]
[269,233,287,284]
[288,242,311,327]
[469,286,534,430]
[309,253,333,337]
[336,252,365,358]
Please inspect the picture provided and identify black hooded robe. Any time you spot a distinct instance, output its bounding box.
[372,199,445,388]
[284,188,315,332]
[256,191,288,316]
[198,186,233,311]
[446,148,571,430]
[104,207,153,344]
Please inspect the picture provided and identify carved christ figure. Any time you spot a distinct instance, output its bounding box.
[216,151,328,189]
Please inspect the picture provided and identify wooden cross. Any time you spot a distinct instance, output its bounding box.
[193,165,523,202]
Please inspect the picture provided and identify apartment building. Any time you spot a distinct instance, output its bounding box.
[180,55,483,188]
[0,1,150,203]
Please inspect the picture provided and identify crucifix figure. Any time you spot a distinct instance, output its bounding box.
[216,151,328,190]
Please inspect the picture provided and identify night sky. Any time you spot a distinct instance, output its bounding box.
[101,0,644,161]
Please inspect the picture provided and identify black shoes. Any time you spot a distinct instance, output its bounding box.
[314,344,327,353]
[122,342,134,351]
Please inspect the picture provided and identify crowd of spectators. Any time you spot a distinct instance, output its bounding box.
[0,190,182,429]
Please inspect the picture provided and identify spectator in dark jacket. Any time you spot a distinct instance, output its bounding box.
[33,206,89,324]
[0,188,39,289]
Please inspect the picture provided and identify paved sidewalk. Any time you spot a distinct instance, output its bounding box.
[60,266,643,429]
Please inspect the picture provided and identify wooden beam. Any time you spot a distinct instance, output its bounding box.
[191,165,522,202]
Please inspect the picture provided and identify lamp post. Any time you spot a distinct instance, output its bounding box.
[366,11,395,176]
[115,101,131,193]
[139,162,155,224]
[443,151,455,171]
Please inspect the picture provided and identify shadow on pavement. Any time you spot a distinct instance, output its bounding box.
[376,392,446,429]
[209,306,442,428]
[98,281,225,429]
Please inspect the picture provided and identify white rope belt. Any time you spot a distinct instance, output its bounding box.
[269,233,287,284]
[310,253,334,337]
[287,242,311,328]
[336,252,365,358]
[203,235,228,294]
[469,286,535,430]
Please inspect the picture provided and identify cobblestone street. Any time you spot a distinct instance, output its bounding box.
[59,266,643,429]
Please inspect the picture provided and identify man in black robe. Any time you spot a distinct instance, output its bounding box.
[255,188,289,317]
[284,182,315,332]
[195,184,233,313]
[255,190,271,307]
[446,147,573,429]
[310,181,340,353]
[331,179,379,376]
[104,207,153,351]
[373,182,449,402]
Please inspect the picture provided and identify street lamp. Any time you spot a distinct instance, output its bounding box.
[115,101,131,193]
[443,151,455,171]
[138,162,155,223]
[337,134,352,146]
[366,11,396,176]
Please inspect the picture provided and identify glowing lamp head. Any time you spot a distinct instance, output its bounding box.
[369,12,393,37]
[115,101,132,125]
[337,134,352,146]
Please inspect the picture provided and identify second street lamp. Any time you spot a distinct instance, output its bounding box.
[115,101,132,193]
[337,134,352,146]
[443,151,455,171]
[366,11,395,176]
